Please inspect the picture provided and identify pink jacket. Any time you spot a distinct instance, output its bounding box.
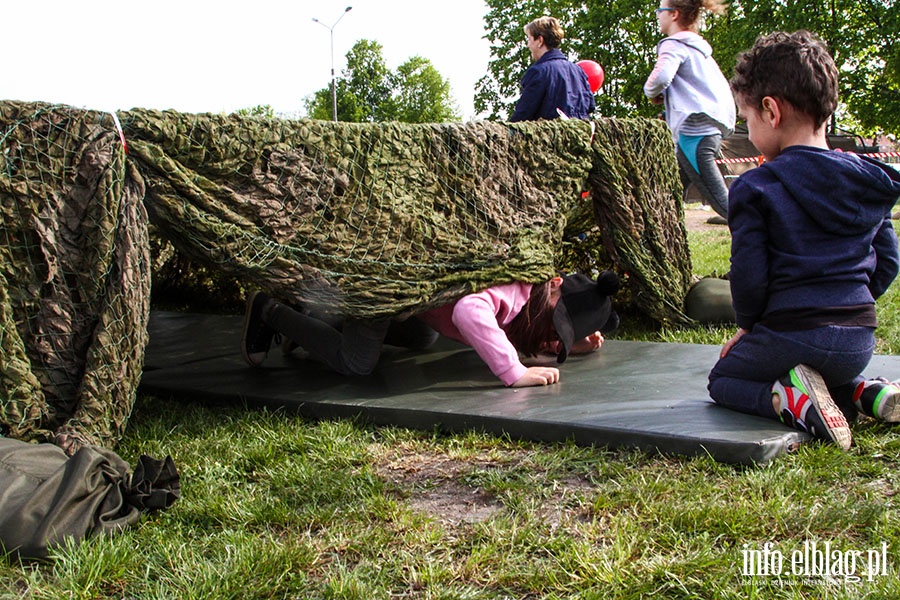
[418,282,533,386]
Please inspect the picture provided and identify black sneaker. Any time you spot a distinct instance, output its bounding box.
[281,337,300,356]
[241,291,277,367]
[775,364,851,450]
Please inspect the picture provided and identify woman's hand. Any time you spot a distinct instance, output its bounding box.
[720,328,749,358]
[570,331,604,354]
[512,366,560,387]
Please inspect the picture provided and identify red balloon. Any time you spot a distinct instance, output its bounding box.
[577,60,605,93]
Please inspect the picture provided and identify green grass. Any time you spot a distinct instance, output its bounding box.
[3,223,900,599]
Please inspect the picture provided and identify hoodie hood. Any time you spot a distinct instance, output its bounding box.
[658,31,713,58]
[764,147,900,235]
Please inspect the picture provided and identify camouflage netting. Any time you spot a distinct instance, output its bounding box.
[127,108,591,316]
[1,102,149,448]
[0,100,690,448]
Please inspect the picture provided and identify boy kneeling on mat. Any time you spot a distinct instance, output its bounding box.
[707,31,900,450]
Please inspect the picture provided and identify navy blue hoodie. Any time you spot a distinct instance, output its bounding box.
[729,146,900,330]
[510,49,595,122]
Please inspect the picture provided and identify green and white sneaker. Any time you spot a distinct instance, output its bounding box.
[853,377,900,423]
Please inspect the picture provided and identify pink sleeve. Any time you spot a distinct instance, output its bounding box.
[450,283,531,386]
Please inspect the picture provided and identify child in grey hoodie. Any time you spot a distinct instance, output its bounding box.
[644,0,735,220]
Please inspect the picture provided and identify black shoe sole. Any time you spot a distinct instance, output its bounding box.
[241,291,268,367]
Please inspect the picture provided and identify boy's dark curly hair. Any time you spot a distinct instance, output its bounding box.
[730,30,838,129]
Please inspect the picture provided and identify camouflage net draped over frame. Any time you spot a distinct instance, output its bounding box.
[0,102,149,447]
[0,100,689,448]
[587,118,692,321]
[126,109,591,316]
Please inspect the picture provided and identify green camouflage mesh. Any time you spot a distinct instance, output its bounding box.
[0,100,689,447]
[0,102,149,447]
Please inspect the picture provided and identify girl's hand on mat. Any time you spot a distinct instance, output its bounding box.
[571,331,604,355]
[720,328,749,358]
[513,366,560,387]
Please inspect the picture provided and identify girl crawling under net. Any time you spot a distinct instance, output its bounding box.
[240,271,621,387]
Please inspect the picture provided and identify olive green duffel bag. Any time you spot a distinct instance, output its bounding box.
[0,438,179,560]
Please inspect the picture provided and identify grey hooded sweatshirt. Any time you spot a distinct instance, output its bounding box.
[644,31,736,141]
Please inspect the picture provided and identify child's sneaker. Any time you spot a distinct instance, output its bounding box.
[772,364,852,450]
[241,291,277,367]
[853,378,900,423]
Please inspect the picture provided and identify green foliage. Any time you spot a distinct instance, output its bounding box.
[478,0,900,135]
[304,39,461,123]
[231,104,275,119]
[705,0,900,137]
[391,56,462,123]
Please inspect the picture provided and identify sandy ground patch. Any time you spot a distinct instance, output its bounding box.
[683,202,729,233]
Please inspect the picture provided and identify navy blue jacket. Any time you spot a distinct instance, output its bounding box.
[509,49,595,122]
[729,146,900,330]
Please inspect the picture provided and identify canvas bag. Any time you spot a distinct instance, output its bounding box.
[0,437,179,559]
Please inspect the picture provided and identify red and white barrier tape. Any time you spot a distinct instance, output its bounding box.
[861,151,900,160]
[716,150,900,165]
[716,156,763,164]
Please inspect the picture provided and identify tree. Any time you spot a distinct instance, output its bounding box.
[392,56,461,123]
[232,104,275,118]
[704,0,900,136]
[304,40,461,123]
[477,0,900,135]
[305,39,393,122]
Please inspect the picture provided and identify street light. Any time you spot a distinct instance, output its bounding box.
[312,6,353,122]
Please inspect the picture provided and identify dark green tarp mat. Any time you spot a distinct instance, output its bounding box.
[138,311,900,465]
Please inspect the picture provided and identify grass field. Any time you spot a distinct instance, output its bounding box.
[2,213,900,599]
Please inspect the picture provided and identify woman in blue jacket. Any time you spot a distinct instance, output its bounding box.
[510,17,595,122]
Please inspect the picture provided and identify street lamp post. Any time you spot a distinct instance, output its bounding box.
[312,6,353,122]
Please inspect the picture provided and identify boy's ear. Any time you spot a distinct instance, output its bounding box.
[761,96,782,128]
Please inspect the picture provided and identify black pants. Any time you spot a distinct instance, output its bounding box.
[266,303,438,375]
